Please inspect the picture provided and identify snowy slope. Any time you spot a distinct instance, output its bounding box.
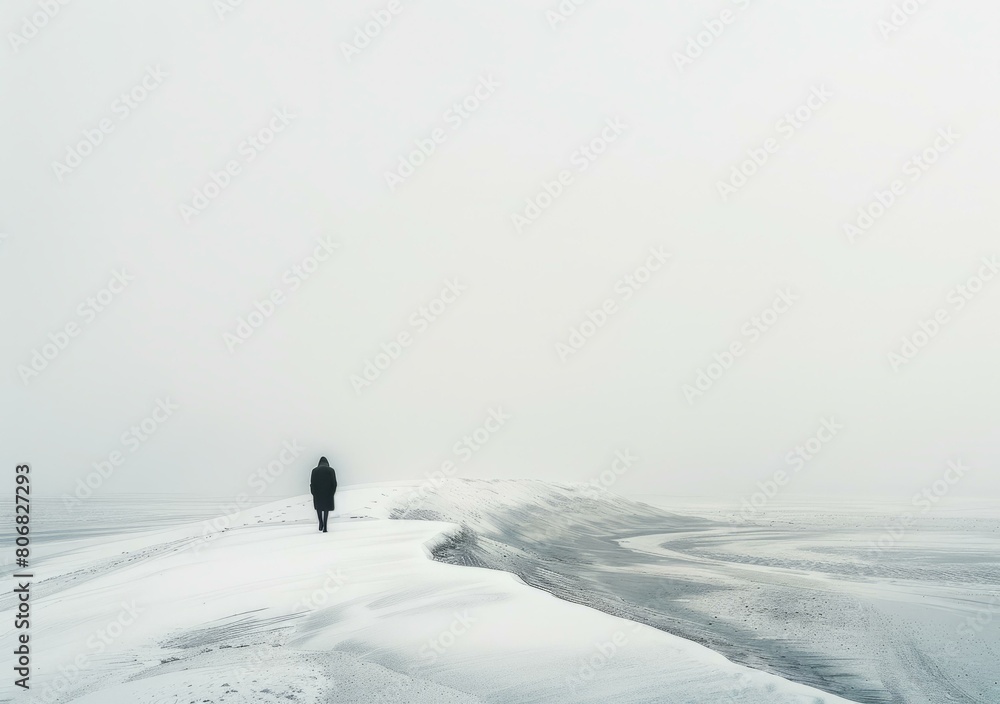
[1,482,859,703]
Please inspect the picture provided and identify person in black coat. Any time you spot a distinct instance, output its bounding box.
[310,456,337,532]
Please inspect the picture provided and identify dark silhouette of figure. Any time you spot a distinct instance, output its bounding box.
[310,456,337,532]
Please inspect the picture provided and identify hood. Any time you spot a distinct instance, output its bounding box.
[318,456,329,466]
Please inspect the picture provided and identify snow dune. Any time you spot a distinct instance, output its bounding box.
[1,481,858,703]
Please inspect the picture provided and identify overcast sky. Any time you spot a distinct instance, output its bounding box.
[2,0,998,506]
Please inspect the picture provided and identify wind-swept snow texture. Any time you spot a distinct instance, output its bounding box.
[0,482,859,703]
[391,479,1000,704]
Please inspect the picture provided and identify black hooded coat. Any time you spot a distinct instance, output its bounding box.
[310,457,337,511]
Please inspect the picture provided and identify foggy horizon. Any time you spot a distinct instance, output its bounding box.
[3,0,998,507]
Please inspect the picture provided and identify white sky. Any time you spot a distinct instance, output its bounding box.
[2,0,998,504]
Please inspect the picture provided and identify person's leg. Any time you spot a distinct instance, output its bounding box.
[322,510,329,532]
[316,510,324,531]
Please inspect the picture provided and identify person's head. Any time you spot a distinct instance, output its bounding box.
[318,456,329,466]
